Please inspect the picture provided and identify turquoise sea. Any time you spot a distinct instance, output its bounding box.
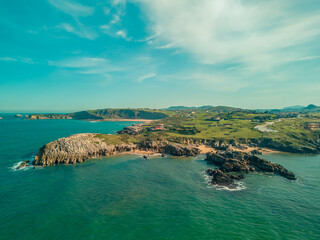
[0,115,319,240]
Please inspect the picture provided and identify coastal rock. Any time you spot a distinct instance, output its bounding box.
[206,169,244,186]
[0,117,3,120]
[205,150,296,187]
[117,125,144,135]
[15,114,23,118]
[259,138,320,154]
[33,134,137,166]
[17,160,30,170]
[33,134,200,166]
[139,140,200,156]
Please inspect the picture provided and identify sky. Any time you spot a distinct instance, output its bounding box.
[0,0,320,112]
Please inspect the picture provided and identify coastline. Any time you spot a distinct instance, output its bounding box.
[87,119,154,122]
[27,132,297,188]
[196,144,279,154]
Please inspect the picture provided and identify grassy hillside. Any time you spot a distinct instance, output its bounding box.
[164,105,242,112]
[264,118,320,147]
[120,111,320,152]
[85,109,169,120]
[142,111,275,140]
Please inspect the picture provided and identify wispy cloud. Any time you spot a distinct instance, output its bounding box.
[137,73,156,82]
[48,57,120,74]
[57,23,97,40]
[0,57,34,64]
[48,0,94,18]
[137,0,320,71]
[116,30,131,41]
[99,0,132,41]
[48,0,97,39]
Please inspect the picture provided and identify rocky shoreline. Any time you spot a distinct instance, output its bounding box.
[33,133,200,166]
[205,150,296,188]
[27,132,298,189]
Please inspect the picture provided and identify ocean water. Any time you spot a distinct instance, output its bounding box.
[0,115,319,240]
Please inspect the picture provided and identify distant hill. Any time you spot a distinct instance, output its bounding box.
[164,105,241,112]
[254,104,320,113]
[279,104,320,113]
[27,104,320,120]
[80,109,168,120]
[282,105,305,111]
[165,106,198,111]
[29,108,169,120]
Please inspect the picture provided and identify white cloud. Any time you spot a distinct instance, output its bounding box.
[0,57,34,64]
[136,0,320,71]
[48,0,94,18]
[58,23,97,40]
[48,57,121,75]
[100,0,130,41]
[137,73,156,82]
[48,0,97,39]
[295,56,320,62]
[49,57,108,68]
[116,30,131,41]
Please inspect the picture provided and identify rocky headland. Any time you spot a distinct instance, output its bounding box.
[30,131,297,189]
[33,133,200,166]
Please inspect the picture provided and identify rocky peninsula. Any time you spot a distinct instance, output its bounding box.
[33,133,200,166]
[31,131,297,188]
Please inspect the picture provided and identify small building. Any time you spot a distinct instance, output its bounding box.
[209,116,223,121]
[306,122,320,130]
[152,124,165,131]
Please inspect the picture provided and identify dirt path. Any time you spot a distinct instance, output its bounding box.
[254,119,282,133]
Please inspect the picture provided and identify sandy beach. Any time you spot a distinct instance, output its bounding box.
[88,119,154,122]
[197,144,279,155]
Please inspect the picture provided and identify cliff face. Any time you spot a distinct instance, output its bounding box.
[33,133,200,166]
[29,114,72,120]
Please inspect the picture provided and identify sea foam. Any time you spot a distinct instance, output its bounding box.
[202,170,247,191]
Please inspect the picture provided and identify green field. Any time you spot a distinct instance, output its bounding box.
[108,111,320,153]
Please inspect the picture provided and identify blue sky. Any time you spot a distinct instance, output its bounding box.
[0,0,320,112]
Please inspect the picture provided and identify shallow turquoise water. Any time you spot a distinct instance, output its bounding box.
[0,116,319,240]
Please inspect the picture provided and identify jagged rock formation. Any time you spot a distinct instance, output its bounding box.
[33,133,200,166]
[258,138,320,154]
[117,124,144,135]
[33,133,297,190]
[206,169,244,186]
[17,160,30,170]
[169,136,320,154]
[205,150,296,187]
